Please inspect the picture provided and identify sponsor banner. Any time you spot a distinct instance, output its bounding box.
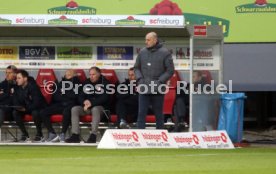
[236,0,276,13]
[0,46,18,59]
[0,17,12,25]
[97,129,177,149]
[47,1,96,15]
[48,16,78,25]
[176,47,213,59]
[0,44,220,70]
[194,25,207,36]
[171,133,203,148]
[141,130,176,148]
[171,131,234,149]
[97,46,133,60]
[0,15,184,27]
[170,46,219,70]
[57,46,92,59]
[19,46,55,60]
[200,131,234,149]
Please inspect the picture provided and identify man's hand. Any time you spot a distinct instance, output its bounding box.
[16,107,26,112]
[83,100,92,111]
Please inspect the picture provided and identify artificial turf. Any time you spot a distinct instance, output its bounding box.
[0,146,275,174]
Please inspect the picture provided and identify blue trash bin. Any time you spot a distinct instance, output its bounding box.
[217,93,246,143]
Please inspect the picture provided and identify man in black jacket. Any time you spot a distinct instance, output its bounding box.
[173,71,208,132]
[66,67,111,143]
[40,69,80,142]
[116,67,138,128]
[134,32,174,129]
[13,69,47,142]
[0,65,17,127]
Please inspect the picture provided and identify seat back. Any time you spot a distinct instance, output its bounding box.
[36,69,57,87]
[167,70,181,89]
[75,69,87,83]
[200,70,213,84]
[163,88,176,115]
[101,69,119,116]
[36,69,57,104]
[101,69,119,85]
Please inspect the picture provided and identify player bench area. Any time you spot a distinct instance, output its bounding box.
[0,68,183,142]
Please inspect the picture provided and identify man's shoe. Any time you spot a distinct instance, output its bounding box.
[119,121,129,129]
[65,134,80,143]
[59,133,65,143]
[46,133,59,142]
[173,123,186,132]
[18,135,30,142]
[33,135,45,143]
[86,134,96,143]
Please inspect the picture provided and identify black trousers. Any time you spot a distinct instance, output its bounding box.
[13,109,42,137]
[137,94,164,129]
[0,107,13,126]
[40,103,74,134]
[116,98,138,124]
[174,93,188,123]
[174,96,186,123]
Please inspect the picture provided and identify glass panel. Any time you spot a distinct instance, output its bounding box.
[190,38,223,132]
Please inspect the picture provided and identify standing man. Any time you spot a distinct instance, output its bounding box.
[134,32,174,129]
[65,67,110,143]
[13,69,47,142]
[0,65,17,127]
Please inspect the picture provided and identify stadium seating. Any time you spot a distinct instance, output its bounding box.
[1,69,181,142]
[23,114,33,122]
[50,114,63,123]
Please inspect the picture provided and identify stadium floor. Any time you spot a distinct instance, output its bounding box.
[0,146,275,174]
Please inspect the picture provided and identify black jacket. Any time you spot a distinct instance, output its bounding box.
[13,76,47,112]
[134,42,174,94]
[78,75,111,110]
[51,76,80,107]
[116,79,138,105]
[0,79,16,106]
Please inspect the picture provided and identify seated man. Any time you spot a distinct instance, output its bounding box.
[116,67,138,128]
[65,66,110,143]
[40,69,80,142]
[12,69,47,142]
[174,71,208,132]
[0,65,17,127]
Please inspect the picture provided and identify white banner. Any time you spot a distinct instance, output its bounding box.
[171,130,234,149]
[97,129,177,149]
[171,132,204,148]
[98,130,233,149]
[0,15,184,27]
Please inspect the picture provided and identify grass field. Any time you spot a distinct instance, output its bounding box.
[0,146,275,174]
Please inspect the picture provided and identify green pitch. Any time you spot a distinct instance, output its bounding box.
[0,146,275,174]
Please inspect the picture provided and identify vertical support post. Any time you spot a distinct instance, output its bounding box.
[189,37,194,132]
